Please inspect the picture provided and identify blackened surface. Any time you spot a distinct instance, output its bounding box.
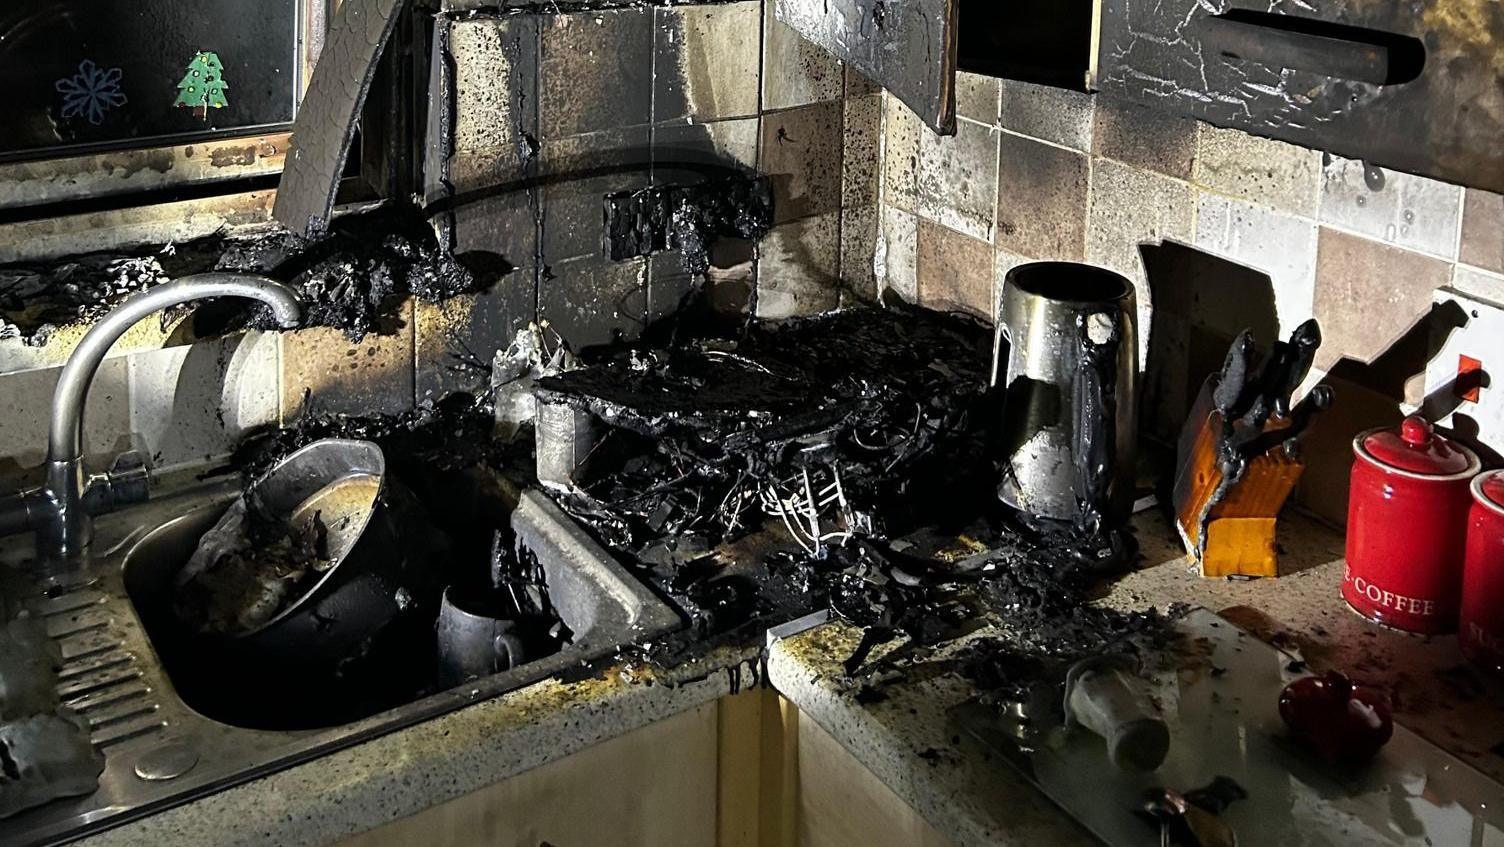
[604,176,773,272]
[273,0,406,235]
[774,0,959,135]
[957,0,1093,91]
[535,296,1172,684]
[1096,0,1504,192]
[0,206,501,346]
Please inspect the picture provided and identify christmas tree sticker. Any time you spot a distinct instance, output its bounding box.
[173,51,228,118]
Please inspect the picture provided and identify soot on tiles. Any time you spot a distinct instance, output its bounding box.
[0,206,502,347]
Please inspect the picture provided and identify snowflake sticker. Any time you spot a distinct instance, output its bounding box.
[55,60,128,125]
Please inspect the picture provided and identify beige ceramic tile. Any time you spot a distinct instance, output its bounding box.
[882,95,924,214]
[840,205,879,299]
[916,219,993,318]
[128,333,279,473]
[955,72,1000,125]
[653,2,762,123]
[1085,158,1195,358]
[842,93,882,209]
[1091,96,1197,180]
[415,280,534,404]
[539,9,653,140]
[280,301,415,421]
[998,81,1093,152]
[761,0,842,111]
[759,100,844,225]
[916,118,999,243]
[1193,124,1321,217]
[1193,193,1318,336]
[756,212,841,318]
[878,206,918,303]
[995,132,1087,261]
[0,358,130,485]
[1319,156,1461,260]
[539,257,647,352]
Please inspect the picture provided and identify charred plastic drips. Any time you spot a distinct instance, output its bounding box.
[0,206,502,346]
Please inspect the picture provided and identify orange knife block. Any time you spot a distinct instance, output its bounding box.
[1171,382,1306,578]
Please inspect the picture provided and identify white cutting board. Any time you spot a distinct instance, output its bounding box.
[957,609,1504,846]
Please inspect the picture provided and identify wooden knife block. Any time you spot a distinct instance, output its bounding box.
[1171,382,1306,578]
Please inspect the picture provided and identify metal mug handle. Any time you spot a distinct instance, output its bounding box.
[492,630,525,672]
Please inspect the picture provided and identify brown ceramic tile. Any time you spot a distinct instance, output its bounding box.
[955,72,1000,125]
[917,118,999,243]
[995,132,1087,260]
[1460,188,1504,275]
[756,212,841,318]
[1193,124,1321,217]
[1312,228,1453,398]
[999,81,1093,152]
[539,256,647,352]
[1293,371,1405,527]
[653,2,761,123]
[281,300,415,421]
[415,279,535,403]
[759,100,843,225]
[761,0,842,110]
[539,9,653,140]
[881,95,923,213]
[1091,95,1196,180]
[842,93,882,209]
[916,219,993,318]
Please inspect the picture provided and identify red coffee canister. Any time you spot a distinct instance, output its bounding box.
[1462,470,1504,673]
[1343,416,1481,633]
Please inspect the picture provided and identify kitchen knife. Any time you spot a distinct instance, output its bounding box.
[1212,330,1258,418]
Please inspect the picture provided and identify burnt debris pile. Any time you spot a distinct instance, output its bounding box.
[535,298,1174,679]
[0,206,503,346]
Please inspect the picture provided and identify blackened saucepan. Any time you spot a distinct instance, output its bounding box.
[175,438,419,670]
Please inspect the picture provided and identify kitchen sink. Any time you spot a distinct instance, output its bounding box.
[0,473,682,847]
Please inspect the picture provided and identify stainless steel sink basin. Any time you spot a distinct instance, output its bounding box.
[0,477,681,847]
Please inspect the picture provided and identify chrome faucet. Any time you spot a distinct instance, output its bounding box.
[0,273,302,560]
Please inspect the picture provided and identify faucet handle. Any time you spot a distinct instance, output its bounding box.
[105,451,151,506]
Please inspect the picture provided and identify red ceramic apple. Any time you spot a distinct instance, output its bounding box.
[1278,671,1394,763]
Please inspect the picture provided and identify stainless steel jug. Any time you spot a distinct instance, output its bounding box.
[996,262,1138,532]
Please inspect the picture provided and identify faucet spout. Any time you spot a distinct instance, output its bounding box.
[35,272,303,559]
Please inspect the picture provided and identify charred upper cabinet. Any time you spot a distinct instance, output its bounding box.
[776,0,961,134]
[1096,0,1504,193]
[775,0,1095,136]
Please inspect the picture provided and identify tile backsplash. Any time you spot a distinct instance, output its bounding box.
[4,12,1502,532]
[878,74,1504,524]
[0,2,868,488]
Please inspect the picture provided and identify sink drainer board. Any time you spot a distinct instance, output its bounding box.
[0,484,682,847]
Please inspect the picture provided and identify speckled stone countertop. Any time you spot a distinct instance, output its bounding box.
[72,506,1504,847]
[765,508,1504,847]
[76,645,760,847]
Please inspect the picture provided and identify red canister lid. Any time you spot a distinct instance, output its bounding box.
[1474,470,1504,516]
[1357,416,1479,477]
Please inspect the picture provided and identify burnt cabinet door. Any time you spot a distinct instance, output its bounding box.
[1095,0,1504,193]
[776,0,960,135]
